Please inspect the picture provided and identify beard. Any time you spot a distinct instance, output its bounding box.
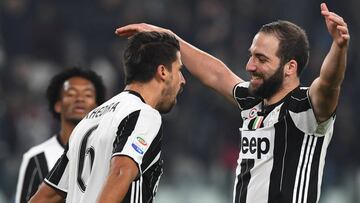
[157,82,183,114]
[249,64,284,99]
[157,99,176,114]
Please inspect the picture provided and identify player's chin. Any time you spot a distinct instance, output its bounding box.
[69,112,87,121]
[67,116,83,125]
[160,101,176,114]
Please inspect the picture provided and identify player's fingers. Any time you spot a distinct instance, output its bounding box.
[341,34,350,41]
[320,3,329,12]
[115,24,139,33]
[337,25,349,35]
[115,30,137,37]
[327,12,344,22]
[115,29,133,36]
[327,15,347,26]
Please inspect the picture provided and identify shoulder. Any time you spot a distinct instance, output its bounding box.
[127,105,161,127]
[23,136,60,159]
[233,81,250,96]
[289,86,309,101]
[120,92,162,124]
[233,82,262,110]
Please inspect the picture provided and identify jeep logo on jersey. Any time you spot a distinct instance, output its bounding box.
[240,129,272,159]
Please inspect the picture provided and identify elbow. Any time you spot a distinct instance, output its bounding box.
[111,165,139,183]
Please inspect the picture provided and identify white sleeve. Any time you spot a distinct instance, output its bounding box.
[44,147,69,193]
[112,108,162,173]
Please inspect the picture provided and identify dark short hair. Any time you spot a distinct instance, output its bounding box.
[123,31,180,85]
[46,67,106,120]
[259,20,310,76]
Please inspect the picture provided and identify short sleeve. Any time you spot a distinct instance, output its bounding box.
[44,145,69,193]
[288,87,336,135]
[112,108,162,172]
[233,82,261,110]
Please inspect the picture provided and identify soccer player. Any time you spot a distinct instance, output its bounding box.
[15,67,106,203]
[29,31,185,203]
[115,3,349,203]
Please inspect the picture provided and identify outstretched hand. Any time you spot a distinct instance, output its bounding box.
[321,3,350,48]
[115,23,172,38]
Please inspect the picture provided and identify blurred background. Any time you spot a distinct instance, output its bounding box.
[0,0,359,202]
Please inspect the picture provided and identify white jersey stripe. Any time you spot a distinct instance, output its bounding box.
[298,135,314,203]
[131,182,135,203]
[304,137,318,202]
[140,176,143,203]
[292,135,308,203]
[233,85,334,203]
[135,180,139,203]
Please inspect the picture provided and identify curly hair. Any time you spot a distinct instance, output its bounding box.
[46,67,106,120]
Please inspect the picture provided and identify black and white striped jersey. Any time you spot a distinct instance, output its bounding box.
[15,135,64,203]
[45,91,163,203]
[232,82,335,203]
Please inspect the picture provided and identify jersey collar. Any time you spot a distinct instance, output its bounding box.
[124,90,146,103]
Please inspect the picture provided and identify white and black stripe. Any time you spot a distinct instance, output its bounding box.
[15,135,64,203]
[44,91,164,203]
[233,84,334,203]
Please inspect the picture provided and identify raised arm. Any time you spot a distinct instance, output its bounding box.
[116,24,243,103]
[309,3,350,122]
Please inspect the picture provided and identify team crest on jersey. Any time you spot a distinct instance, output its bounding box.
[131,136,148,154]
[136,137,148,146]
[249,108,258,119]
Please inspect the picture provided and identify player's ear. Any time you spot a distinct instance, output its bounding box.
[55,101,62,113]
[284,59,298,77]
[155,64,169,81]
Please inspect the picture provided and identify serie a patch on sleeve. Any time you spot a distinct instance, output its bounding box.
[131,136,149,155]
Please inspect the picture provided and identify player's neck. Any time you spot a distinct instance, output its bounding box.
[124,82,162,109]
[58,121,76,145]
[264,79,299,106]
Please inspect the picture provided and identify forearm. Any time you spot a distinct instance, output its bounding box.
[319,41,348,88]
[115,23,242,100]
[180,38,238,84]
[175,34,242,100]
[310,41,348,122]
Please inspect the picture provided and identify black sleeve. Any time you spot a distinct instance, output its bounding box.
[19,152,49,203]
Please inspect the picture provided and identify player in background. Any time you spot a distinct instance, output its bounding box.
[15,67,106,203]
